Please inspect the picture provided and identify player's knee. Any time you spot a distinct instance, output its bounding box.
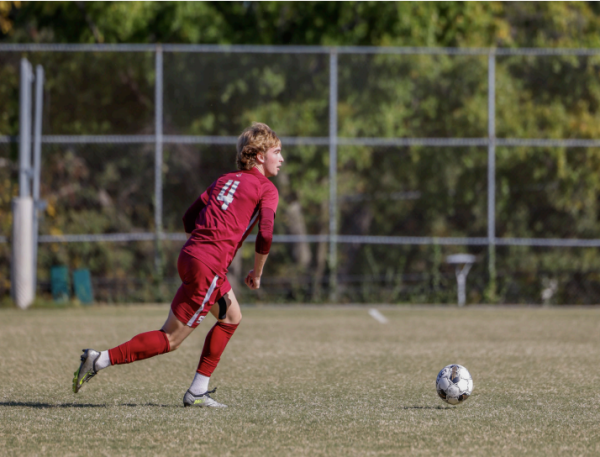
[165,334,181,351]
[221,311,241,325]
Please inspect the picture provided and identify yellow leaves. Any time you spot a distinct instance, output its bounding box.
[0,1,18,14]
[494,19,511,44]
[556,149,567,180]
[45,200,56,218]
[49,226,62,253]
[567,101,600,139]
[0,1,20,35]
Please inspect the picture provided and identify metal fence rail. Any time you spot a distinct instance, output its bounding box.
[3,43,600,301]
[4,135,600,148]
[32,233,600,248]
[4,43,600,55]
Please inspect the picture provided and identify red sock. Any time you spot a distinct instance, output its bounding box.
[108,330,171,365]
[197,322,238,376]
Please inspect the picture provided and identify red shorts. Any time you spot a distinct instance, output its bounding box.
[171,251,232,328]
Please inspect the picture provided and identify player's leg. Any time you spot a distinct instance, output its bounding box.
[197,289,242,383]
[210,287,242,324]
[73,294,204,394]
[72,310,177,394]
[74,284,212,392]
[184,285,240,407]
[73,253,219,394]
[72,327,172,394]
[104,306,195,366]
[159,309,195,350]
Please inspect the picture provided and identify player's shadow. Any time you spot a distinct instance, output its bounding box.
[119,403,178,408]
[0,401,107,409]
[1,401,178,408]
[402,405,454,410]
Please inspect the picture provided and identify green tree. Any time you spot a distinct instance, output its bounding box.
[4,2,600,303]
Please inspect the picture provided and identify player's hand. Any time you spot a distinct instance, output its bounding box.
[245,269,261,290]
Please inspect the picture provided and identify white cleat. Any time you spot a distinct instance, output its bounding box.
[183,388,227,408]
[72,349,100,393]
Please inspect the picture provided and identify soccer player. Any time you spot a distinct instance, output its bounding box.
[72,123,283,408]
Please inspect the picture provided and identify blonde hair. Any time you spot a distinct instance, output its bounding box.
[236,123,281,170]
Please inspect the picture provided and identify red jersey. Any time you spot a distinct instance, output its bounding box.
[182,167,279,276]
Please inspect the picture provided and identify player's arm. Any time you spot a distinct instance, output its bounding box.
[182,187,211,234]
[245,208,275,290]
[245,253,268,290]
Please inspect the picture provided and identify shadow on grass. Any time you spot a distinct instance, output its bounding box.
[0,401,107,408]
[402,406,455,410]
[119,403,178,408]
[1,401,177,409]
[2,401,454,411]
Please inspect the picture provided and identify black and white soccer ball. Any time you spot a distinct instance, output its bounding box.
[436,364,473,405]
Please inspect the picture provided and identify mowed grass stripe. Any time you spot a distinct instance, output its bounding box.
[1,306,600,456]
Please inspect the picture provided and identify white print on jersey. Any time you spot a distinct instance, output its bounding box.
[216,180,240,210]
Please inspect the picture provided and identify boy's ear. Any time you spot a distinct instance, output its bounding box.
[256,152,265,164]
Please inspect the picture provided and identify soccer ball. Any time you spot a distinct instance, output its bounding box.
[436,364,473,405]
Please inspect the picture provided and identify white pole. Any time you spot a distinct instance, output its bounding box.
[18,58,33,198]
[455,264,473,306]
[13,58,34,306]
[12,198,34,309]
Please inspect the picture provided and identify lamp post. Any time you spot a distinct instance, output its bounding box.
[446,254,476,306]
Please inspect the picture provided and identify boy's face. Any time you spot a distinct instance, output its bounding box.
[261,144,284,178]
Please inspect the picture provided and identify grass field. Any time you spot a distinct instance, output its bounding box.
[1,305,600,456]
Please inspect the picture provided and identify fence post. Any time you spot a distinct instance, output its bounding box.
[18,58,33,198]
[32,65,44,295]
[328,49,338,302]
[154,45,164,277]
[486,51,497,301]
[12,58,34,308]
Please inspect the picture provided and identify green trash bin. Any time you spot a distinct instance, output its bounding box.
[51,266,70,302]
[73,269,94,304]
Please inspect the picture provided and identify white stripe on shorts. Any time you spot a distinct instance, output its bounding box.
[186,274,220,327]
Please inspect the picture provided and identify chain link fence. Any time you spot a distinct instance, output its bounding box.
[2,44,600,304]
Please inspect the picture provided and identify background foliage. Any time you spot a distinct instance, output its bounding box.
[3,2,600,304]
